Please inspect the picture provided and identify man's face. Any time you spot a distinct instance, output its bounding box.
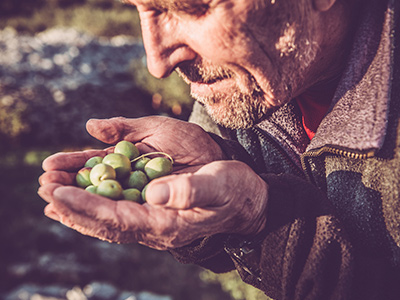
[125,0,324,129]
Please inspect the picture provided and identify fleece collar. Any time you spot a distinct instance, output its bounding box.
[307,0,396,153]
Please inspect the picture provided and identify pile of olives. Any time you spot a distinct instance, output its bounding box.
[75,141,173,203]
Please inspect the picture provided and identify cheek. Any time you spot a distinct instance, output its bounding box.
[184,15,252,63]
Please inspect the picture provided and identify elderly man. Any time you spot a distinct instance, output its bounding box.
[38,0,400,299]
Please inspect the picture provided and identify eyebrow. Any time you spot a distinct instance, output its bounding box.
[122,0,211,15]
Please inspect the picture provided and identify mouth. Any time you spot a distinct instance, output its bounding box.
[197,72,231,84]
[175,62,233,85]
[175,61,242,100]
[189,76,238,101]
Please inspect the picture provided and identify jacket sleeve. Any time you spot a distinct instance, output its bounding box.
[225,173,354,300]
[169,134,357,300]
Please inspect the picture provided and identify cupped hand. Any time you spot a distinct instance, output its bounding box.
[40,116,225,176]
[38,160,268,250]
[86,116,225,167]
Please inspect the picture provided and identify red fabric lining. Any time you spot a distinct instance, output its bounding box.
[295,95,332,140]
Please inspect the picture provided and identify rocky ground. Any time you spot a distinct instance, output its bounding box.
[0,26,155,148]
[0,28,231,300]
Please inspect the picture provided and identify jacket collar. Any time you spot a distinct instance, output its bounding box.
[307,0,396,153]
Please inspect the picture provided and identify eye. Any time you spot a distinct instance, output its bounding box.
[180,3,210,17]
[137,4,166,18]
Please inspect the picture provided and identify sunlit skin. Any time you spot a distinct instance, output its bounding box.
[38,0,358,250]
[126,0,354,128]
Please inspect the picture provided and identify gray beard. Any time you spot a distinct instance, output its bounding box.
[191,89,268,129]
[176,65,269,129]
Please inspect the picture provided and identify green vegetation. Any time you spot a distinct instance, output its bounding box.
[201,270,270,300]
[0,96,29,140]
[0,0,142,38]
[130,59,193,118]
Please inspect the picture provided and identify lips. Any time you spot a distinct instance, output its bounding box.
[174,61,237,99]
[190,76,237,98]
[198,72,231,84]
[176,62,233,85]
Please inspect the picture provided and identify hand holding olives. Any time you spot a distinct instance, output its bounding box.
[39,117,268,251]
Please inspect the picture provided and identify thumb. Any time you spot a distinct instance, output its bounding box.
[86,116,179,145]
[145,174,217,209]
[145,163,233,209]
[86,117,129,145]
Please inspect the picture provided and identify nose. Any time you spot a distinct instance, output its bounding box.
[141,15,197,78]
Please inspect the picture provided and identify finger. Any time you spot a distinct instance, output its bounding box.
[134,142,158,154]
[44,203,61,221]
[172,165,203,174]
[38,183,65,203]
[86,116,183,144]
[39,170,76,186]
[42,149,108,171]
[146,161,266,210]
[51,186,149,243]
[145,172,221,209]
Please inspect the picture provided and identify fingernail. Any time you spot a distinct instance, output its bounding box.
[37,186,51,199]
[147,183,170,205]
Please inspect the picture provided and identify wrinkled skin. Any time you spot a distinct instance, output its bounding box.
[39,117,268,250]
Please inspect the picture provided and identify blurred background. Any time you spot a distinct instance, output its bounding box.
[0,1,270,299]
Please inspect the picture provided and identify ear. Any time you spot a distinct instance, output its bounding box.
[313,0,337,12]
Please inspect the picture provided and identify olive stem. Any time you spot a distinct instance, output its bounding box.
[131,152,174,165]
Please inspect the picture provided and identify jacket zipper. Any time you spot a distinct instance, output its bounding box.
[252,126,378,184]
[300,146,376,183]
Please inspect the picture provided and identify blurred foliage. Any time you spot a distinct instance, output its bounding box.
[0,82,155,150]
[0,0,142,38]
[0,94,29,139]
[201,270,271,300]
[130,58,193,118]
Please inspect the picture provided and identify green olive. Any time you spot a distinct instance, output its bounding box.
[122,188,142,202]
[90,163,116,186]
[141,184,148,202]
[96,179,123,200]
[84,156,103,168]
[123,170,148,190]
[133,157,151,171]
[76,167,92,188]
[102,153,132,179]
[144,157,173,180]
[85,185,97,194]
[114,140,140,160]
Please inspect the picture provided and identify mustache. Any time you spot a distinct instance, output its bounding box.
[176,61,234,84]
